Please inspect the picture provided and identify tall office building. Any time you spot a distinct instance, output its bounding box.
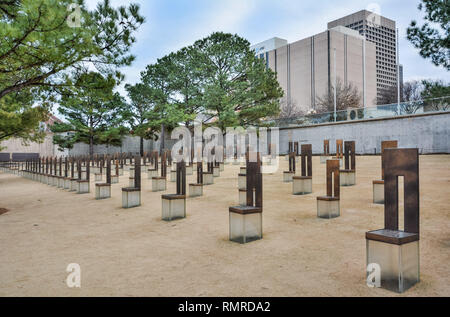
[328,10,400,103]
[251,26,376,113]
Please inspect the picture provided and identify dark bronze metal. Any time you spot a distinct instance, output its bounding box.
[344,141,356,171]
[384,148,419,235]
[336,140,343,158]
[381,140,398,180]
[161,151,167,178]
[301,144,312,177]
[288,152,296,173]
[64,157,68,177]
[196,161,203,184]
[324,140,330,155]
[207,161,214,173]
[134,155,141,190]
[366,148,419,245]
[70,158,75,178]
[77,159,81,180]
[86,159,90,181]
[326,159,340,198]
[176,160,186,196]
[149,151,159,172]
[106,156,111,184]
[366,229,419,245]
[246,153,262,209]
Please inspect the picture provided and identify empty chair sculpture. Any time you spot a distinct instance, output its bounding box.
[366,148,420,293]
[189,161,203,197]
[152,151,167,192]
[111,159,119,184]
[203,161,214,185]
[340,141,356,186]
[316,159,340,219]
[293,144,313,195]
[95,156,112,200]
[148,151,159,178]
[229,153,263,244]
[122,155,141,208]
[77,158,90,194]
[283,151,296,183]
[162,160,187,221]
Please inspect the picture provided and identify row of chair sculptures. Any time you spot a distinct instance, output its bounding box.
[280,139,419,293]
[10,138,420,294]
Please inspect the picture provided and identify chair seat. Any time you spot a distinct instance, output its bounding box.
[229,206,262,214]
[121,187,140,192]
[293,176,312,180]
[162,194,186,200]
[366,229,419,245]
[317,196,339,201]
[95,183,111,187]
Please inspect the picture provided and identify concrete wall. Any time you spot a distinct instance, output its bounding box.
[10,112,447,157]
[0,133,66,157]
[67,133,178,156]
[279,112,450,155]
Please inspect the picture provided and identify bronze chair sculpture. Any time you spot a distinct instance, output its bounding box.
[162,160,187,221]
[122,155,141,208]
[340,141,356,186]
[229,153,263,244]
[293,144,313,195]
[316,159,340,218]
[366,148,420,293]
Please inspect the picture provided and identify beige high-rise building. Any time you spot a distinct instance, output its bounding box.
[251,26,377,113]
[328,10,399,102]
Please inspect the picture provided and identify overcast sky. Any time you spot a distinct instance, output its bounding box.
[85,0,449,94]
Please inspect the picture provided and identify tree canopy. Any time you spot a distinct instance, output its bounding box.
[137,32,283,135]
[407,0,450,70]
[0,0,144,144]
[50,72,128,155]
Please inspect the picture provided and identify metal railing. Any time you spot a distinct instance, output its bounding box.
[270,96,450,128]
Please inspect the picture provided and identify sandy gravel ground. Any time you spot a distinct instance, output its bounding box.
[0,155,449,297]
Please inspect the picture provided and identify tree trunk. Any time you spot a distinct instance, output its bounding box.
[160,123,165,155]
[89,135,94,159]
[140,136,144,156]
